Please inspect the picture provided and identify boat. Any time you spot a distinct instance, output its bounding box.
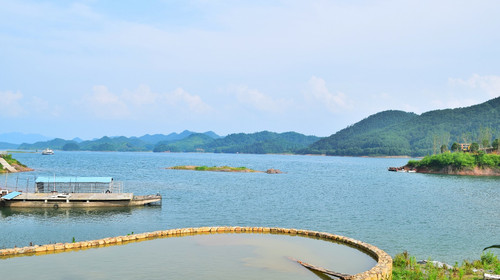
[0,177,161,208]
[41,148,54,155]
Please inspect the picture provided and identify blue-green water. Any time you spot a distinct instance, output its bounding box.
[1,152,499,263]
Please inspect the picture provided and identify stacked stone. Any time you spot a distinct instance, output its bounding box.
[0,226,392,280]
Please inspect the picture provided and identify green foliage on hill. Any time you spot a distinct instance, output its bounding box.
[79,136,152,151]
[303,97,500,156]
[0,154,26,173]
[153,133,214,152]
[407,152,500,171]
[153,131,319,154]
[18,138,70,150]
[203,131,320,154]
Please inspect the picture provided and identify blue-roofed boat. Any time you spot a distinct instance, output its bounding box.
[0,177,161,208]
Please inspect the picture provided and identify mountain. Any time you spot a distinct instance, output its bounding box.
[78,136,151,151]
[202,131,222,139]
[18,138,71,150]
[303,97,500,156]
[204,131,320,154]
[153,131,320,154]
[153,133,215,152]
[0,132,51,144]
[136,130,219,144]
[16,131,221,152]
[0,142,19,149]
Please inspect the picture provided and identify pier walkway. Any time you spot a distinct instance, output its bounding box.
[0,158,17,172]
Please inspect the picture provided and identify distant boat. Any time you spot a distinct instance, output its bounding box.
[41,148,54,155]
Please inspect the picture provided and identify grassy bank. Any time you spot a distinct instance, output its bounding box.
[0,153,29,173]
[167,165,260,172]
[406,152,500,171]
[393,251,500,280]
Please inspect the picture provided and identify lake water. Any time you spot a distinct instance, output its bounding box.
[0,233,377,279]
[1,151,499,264]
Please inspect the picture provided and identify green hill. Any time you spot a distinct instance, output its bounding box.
[204,131,320,154]
[153,131,320,154]
[153,133,214,152]
[303,97,500,156]
[18,138,71,150]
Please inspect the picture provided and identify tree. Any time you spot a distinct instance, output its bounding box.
[470,142,479,153]
[451,142,459,152]
[493,139,499,151]
[479,126,492,149]
[440,144,448,153]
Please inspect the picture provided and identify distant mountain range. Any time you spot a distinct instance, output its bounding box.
[0,132,52,145]
[17,130,222,152]
[153,131,320,154]
[5,97,500,156]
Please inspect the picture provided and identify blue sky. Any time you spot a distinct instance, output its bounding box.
[1,0,499,140]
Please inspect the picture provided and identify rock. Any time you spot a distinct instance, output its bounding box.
[266,169,283,174]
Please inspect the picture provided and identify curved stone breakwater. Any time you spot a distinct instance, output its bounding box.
[0,226,392,280]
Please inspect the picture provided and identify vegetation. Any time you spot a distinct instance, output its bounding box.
[407,152,500,171]
[153,133,214,152]
[168,165,260,172]
[393,251,500,280]
[202,131,319,154]
[0,153,28,173]
[302,96,500,156]
[154,131,320,154]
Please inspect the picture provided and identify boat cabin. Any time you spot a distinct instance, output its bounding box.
[35,177,122,194]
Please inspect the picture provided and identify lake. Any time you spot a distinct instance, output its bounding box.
[1,151,499,264]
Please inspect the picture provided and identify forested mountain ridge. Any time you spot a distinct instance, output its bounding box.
[302,96,500,156]
[17,130,319,154]
[153,131,320,154]
[17,131,219,151]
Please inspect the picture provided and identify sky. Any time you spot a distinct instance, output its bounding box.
[1,0,500,140]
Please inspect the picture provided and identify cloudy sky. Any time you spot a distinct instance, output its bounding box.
[1,0,499,139]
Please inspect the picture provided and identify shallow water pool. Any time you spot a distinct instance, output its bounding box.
[1,233,377,280]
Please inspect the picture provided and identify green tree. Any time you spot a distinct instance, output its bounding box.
[493,139,499,151]
[470,142,479,153]
[479,126,492,149]
[440,144,448,153]
[451,142,459,152]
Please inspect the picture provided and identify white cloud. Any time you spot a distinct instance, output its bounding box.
[28,96,62,117]
[81,85,212,120]
[449,74,500,97]
[123,85,159,106]
[305,76,350,113]
[83,85,130,119]
[0,90,25,117]
[168,88,213,114]
[233,85,291,113]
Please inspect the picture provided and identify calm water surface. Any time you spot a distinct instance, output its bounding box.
[1,152,499,264]
[0,233,377,280]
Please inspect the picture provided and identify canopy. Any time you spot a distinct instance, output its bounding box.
[35,177,113,183]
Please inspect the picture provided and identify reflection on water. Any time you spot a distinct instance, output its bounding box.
[0,207,134,218]
[0,233,377,280]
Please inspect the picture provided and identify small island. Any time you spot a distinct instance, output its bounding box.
[167,165,283,174]
[404,151,500,176]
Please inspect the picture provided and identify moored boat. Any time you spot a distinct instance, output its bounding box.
[41,148,54,155]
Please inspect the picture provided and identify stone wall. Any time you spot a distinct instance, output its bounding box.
[0,226,392,279]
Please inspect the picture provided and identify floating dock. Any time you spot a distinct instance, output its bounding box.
[0,176,161,208]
